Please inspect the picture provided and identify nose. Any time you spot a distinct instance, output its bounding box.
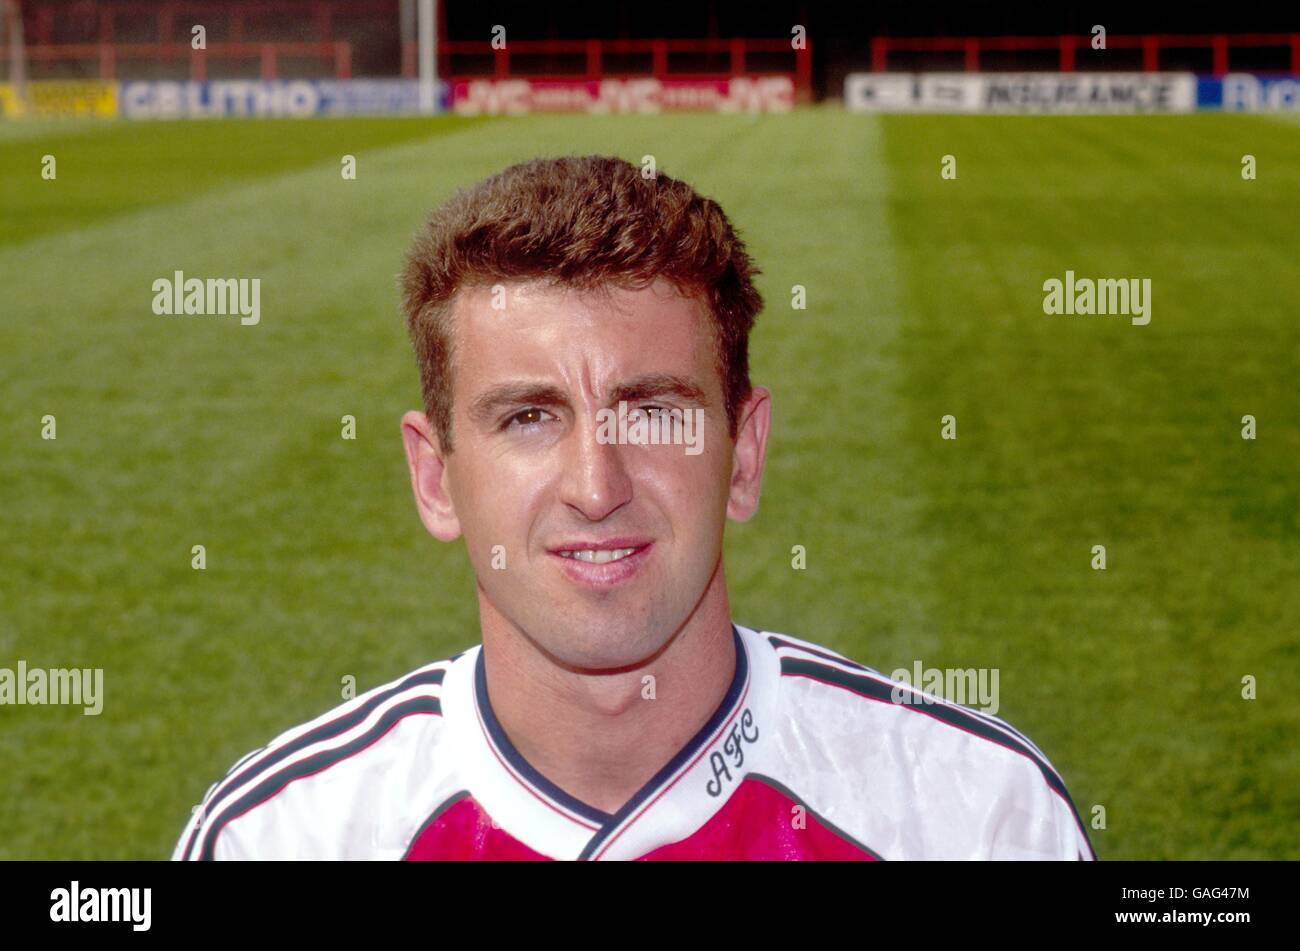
[559,415,634,522]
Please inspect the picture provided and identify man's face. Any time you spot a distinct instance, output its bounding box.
[404,278,766,671]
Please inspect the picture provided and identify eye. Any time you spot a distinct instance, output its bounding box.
[628,404,671,421]
[503,407,555,431]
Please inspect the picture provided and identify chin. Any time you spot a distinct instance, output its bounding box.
[537,611,678,673]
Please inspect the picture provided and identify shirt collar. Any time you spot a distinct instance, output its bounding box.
[443,624,777,859]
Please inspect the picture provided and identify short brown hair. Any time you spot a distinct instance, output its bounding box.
[400,155,763,451]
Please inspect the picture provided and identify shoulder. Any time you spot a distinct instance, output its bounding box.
[747,626,1096,859]
[173,652,463,861]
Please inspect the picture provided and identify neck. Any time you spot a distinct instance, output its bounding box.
[477,563,737,815]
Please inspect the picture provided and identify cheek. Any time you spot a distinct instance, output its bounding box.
[450,451,549,543]
[633,444,733,525]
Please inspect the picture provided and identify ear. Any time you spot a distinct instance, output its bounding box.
[726,386,771,522]
[401,410,463,542]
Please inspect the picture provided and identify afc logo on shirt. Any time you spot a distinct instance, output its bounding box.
[705,708,759,797]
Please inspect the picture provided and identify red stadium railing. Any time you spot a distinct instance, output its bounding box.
[870,33,1300,75]
[406,38,814,103]
[21,0,395,45]
[0,41,353,80]
[10,0,387,79]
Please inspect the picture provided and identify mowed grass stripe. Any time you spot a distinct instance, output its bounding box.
[0,116,490,245]
[698,111,949,667]
[881,113,1299,858]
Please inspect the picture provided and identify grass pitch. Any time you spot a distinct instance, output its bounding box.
[1,108,1297,859]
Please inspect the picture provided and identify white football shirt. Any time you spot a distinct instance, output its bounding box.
[174,623,1096,860]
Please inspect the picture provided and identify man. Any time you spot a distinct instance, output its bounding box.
[174,156,1095,861]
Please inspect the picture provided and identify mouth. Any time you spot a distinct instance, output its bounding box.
[547,539,653,588]
[556,547,639,564]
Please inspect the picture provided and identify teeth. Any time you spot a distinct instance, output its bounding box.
[560,547,636,564]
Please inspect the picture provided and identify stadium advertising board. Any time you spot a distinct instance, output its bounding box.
[845,72,1197,113]
[0,80,118,118]
[1199,73,1300,110]
[450,76,795,115]
[118,80,435,118]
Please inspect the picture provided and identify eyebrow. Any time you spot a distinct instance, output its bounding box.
[608,373,708,406]
[468,383,569,427]
[467,373,709,427]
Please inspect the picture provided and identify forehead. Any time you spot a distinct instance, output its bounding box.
[448,278,719,393]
